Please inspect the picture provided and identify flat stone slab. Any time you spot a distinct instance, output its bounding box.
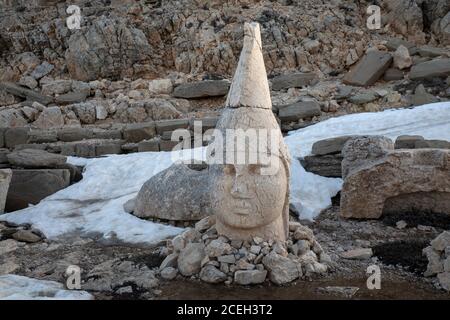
[271,72,318,91]
[311,136,355,155]
[278,101,321,122]
[410,58,450,80]
[173,80,230,98]
[6,169,71,212]
[0,82,53,105]
[55,91,88,105]
[7,149,67,168]
[343,50,392,86]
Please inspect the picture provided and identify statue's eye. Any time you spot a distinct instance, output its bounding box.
[223,164,236,175]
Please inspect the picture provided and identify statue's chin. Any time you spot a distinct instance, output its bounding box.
[216,213,279,230]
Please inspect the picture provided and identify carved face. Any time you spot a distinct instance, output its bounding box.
[211,155,287,229]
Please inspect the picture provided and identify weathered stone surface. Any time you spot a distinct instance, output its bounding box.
[340,248,372,260]
[431,231,450,252]
[32,107,65,129]
[343,50,392,86]
[72,102,96,124]
[160,267,178,280]
[28,129,58,143]
[300,154,343,178]
[6,169,71,212]
[123,122,156,143]
[57,127,93,142]
[341,136,394,179]
[41,80,72,96]
[340,137,450,219]
[12,230,42,243]
[55,92,88,105]
[262,251,301,285]
[311,136,355,156]
[348,91,378,105]
[412,84,438,106]
[155,119,189,135]
[415,139,450,149]
[133,163,211,221]
[0,169,12,214]
[395,135,425,149]
[138,139,160,152]
[30,61,54,79]
[410,58,450,80]
[4,127,30,149]
[271,73,317,91]
[393,45,412,70]
[199,265,227,283]
[278,100,321,122]
[173,80,230,98]
[234,269,267,285]
[7,149,66,168]
[60,139,124,157]
[417,46,450,58]
[383,68,404,81]
[177,243,206,276]
[0,82,53,105]
[148,79,173,95]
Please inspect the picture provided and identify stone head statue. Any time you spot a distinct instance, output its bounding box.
[209,22,291,242]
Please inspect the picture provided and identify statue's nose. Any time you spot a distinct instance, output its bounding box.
[230,177,252,199]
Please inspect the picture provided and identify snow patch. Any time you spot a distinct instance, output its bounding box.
[0,274,93,300]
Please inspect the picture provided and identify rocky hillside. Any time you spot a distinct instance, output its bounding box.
[0,0,448,82]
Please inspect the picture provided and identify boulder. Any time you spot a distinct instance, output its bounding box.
[393,45,412,70]
[262,251,301,285]
[177,243,206,276]
[0,169,12,213]
[123,122,156,143]
[0,82,53,105]
[410,58,450,80]
[32,107,65,129]
[278,100,321,122]
[311,136,355,155]
[234,270,267,285]
[271,73,317,91]
[173,80,230,98]
[340,137,450,219]
[343,50,392,86]
[133,163,211,221]
[7,149,66,168]
[199,265,227,284]
[300,154,343,178]
[6,169,71,212]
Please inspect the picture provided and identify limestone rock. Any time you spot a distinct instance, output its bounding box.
[271,73,317,91]
[395,135,425,149]
[340,137,450,219]
[300,154,342,178]
[148,79,173,95]
[7,149,67,168]
[0,169,12,214]
[199,265,227,283]
[410,58,450,80]
[311,136,355,156]
[393,45,412,70]
[340,248,373,260]
[431,232,450,252]
[0,82,53,105]
[173,80,230,99]
[32,107,64,129]
[234,269,267,285]
[6,169,71,212]
[412,84,438,106]
[177,243,206,276]
[278,100,321,122]
[123,122,156,142]
[12,230,42,243]
[160,267,178,280]
[262,251,301,285]
[343,50,392,86]
[133,163,211,221]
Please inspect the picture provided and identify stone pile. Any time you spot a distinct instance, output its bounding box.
[423,231,450,291]
[157,216,331,286]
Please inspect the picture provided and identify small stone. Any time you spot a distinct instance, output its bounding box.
[217,254,236,264]
[230,240,243,249]
[262,251,301,285]
[194,216,215,233]
[253,237,264,245]
[444,257,450,273]
[234,270,267,285]
[431,232,450,252]
[0,239,19,255]
[159,253,178,270]
[160,267,178,280]
[396,220,407,229]
[293,226,314,242]
[340,248,373,260]
[235,259,255,270]
[291,240,310,256]
[12,230,42,243]
[423,246,444,277]
[250,245,261,255]
[171,235,186,252]
[393,45,412,70]
[177,243,206,276]
[437,272,450,291]
[199,265,227,284]
[205,239,233,257]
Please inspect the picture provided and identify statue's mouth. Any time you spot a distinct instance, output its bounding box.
[233,200,252,215]
[233,207,251,215]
